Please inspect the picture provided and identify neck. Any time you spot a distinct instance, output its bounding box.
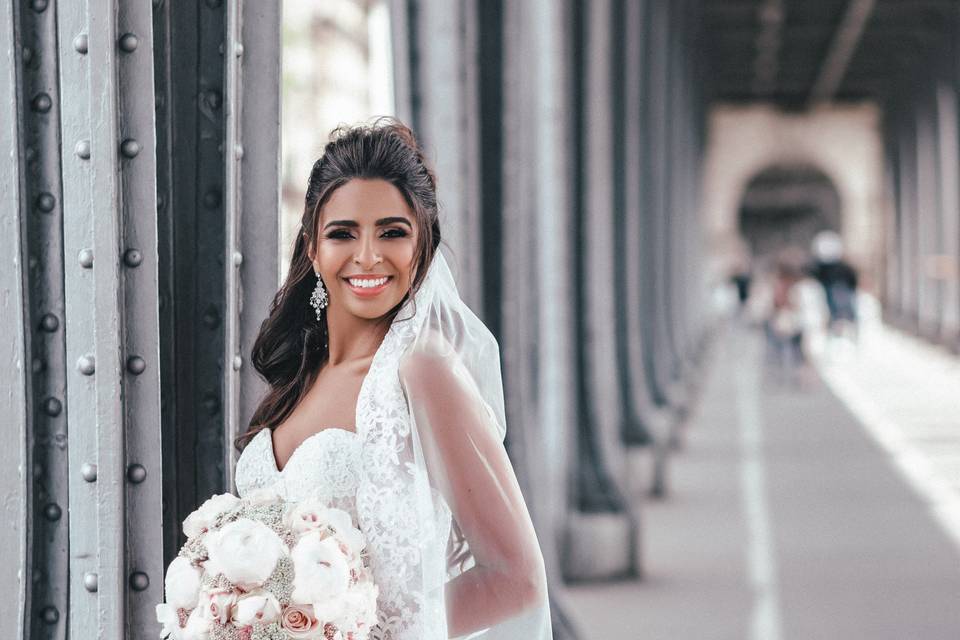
[323,305,392,367]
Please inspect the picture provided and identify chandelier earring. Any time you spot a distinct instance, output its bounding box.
[309,269,329,321]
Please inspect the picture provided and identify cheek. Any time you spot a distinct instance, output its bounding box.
[389,244,417,281]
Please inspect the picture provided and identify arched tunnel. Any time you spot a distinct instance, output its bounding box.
[2,0,960,638]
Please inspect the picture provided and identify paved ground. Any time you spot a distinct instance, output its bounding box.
[564,323,960,640]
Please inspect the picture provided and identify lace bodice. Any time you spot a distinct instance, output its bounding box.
[234,427,362,506]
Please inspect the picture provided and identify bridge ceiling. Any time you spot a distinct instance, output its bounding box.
[701,0,960,109]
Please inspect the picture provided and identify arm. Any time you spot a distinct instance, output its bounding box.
[400,349,548,638]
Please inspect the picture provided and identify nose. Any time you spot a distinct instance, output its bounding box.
[353,234,383,270]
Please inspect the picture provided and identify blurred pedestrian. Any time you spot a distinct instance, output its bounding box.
[752,248,820,388]
[809,230,859,343]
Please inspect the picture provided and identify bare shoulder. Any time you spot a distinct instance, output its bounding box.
[398,327,458,382]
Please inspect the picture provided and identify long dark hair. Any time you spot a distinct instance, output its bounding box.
[234,117,442,452]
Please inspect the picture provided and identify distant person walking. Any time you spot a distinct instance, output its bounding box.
[809,231,859,342]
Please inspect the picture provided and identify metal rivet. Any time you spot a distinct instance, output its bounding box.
[234,144,244,159]
[202,306,220,329]
[203,189,221,209]
[123,248,142,267]
[80,463,97,482]
[43,503,61,521]
[203,394,219,415]
[120,139,141,158]
[74,34,88,55]
[119,33,139,52]
[31,93,52,113]
[127,463,147,484]
[129,571,149,591]
[36,192,56,213]
[232,355,242,371]
[234,43,244,58]
[40,313,59,332]
[217,42,224,56]
[40,606,59,624]
[43,397,62,417]
[233,251,243,266]
[77,355,95,375]
[78,248,94,268]
[126,355,146,375]
[22,47,33,65]
[83,572,98,592]
[31,358,44,373]
[205,90,222,110]
[75,140,91,159]
[25,146,36,161]
[30,0,48,13]
[157,194,165,211]
[33,464,44,479]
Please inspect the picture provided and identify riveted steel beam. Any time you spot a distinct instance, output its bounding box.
[0,2,31,637]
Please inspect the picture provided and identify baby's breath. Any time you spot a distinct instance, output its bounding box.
[209,622,241,640]
[260,555,294,605]
[251,621,287,640]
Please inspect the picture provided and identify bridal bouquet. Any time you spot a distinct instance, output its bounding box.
[156,487,379,640]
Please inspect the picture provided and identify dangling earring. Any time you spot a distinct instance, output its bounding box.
[309,270,329,321]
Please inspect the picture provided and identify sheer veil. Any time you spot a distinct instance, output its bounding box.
[354,249,552,639]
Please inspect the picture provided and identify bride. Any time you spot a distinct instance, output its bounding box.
[233,118,552,639]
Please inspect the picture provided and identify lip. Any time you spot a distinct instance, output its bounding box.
[342,275,392,298]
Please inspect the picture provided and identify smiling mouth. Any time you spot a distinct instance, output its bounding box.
[343,275,392,296]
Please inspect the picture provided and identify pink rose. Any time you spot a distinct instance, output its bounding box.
[280,604,322,639]
[199,587,238,625]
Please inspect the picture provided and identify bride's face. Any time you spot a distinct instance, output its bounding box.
[310,178,419,321]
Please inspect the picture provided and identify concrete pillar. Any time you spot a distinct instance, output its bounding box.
[390,0,483,307]
[915,83,943,339]
[563,0,640,581]
[935,80,960,346]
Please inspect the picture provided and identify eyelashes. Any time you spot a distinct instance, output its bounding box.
[325,228,408,240]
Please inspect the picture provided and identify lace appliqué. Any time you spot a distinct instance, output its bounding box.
[356,291,453,640]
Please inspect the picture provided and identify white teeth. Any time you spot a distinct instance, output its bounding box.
[348,276,388,288]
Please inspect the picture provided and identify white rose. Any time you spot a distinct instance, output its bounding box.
[284,498,333,535]
[198,587,238,626]
[183,493,240,539]
[156,602,185,640]
[205,518,287,589]
[290,535,351,605]
[182,606,211,640]
[164,556,202,610]
[287,504,366,556]
[232,590,282,626]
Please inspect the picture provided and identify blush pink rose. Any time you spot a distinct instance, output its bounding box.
[280,604,322,639]
[199,587,238,625]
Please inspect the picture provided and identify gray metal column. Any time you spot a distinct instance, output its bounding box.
[231,2,281,487]
[57,0,165,636]
[915,82,942,340]
[563,0,639,582]
[0,2,31,636]
[391,0,483,306]
[936,79,960,347]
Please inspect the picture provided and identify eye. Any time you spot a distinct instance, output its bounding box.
[381,228,408,238]
[326,229,353,240]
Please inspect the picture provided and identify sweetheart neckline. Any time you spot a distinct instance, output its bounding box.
[263,427,359,474]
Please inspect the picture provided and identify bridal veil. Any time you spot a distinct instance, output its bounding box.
[353,249,552,640]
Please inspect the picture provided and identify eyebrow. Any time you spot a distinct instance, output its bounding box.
[323,216,412,230]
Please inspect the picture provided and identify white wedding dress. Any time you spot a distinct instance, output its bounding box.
[234,425,453,639]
